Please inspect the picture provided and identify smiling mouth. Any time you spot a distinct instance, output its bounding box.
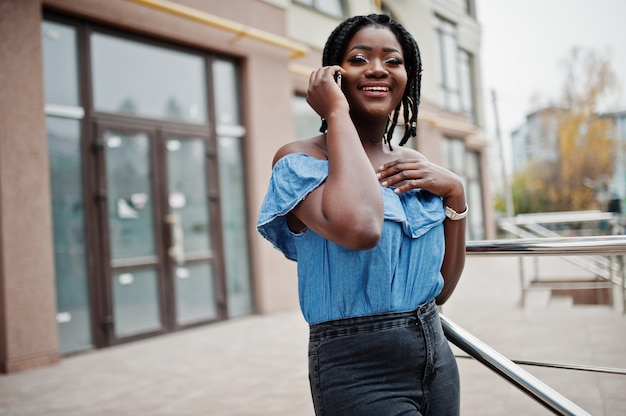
[361,86,390,92]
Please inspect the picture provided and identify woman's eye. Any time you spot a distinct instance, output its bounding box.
[348,54,368,64]
[386,57,404,66]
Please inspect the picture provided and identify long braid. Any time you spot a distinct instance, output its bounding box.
[319,14,423,149]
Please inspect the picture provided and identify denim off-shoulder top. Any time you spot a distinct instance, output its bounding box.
[257,153,446,324]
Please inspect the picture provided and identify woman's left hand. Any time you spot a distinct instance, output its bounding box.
[376,154,464,200]
[378,153,467,304]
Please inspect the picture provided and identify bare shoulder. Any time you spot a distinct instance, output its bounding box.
[391,145,428,161]
[272,135,328,166]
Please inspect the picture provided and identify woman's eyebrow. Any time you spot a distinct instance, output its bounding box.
[348,44,400,53]
[349,44,372,52]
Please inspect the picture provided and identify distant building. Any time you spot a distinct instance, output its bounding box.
[511,107,625,211]
[0,0,492,372]
[510,107,562,173]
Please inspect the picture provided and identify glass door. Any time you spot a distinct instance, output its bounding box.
[43,18,252,353]
[97,125,223,343]
[165,136,220,326]
[102,128,164,339]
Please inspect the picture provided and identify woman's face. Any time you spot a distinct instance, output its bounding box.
[340,25,407,123]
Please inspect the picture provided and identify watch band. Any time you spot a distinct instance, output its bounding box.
[445,204,468,221]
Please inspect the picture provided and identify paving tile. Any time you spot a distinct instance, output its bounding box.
[0,256,624,415]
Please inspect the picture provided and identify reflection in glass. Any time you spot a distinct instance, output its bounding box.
[47,117,93,353]
[166,138,218,324]
[166,138,211,255]
[91,32,207,123]
[292,95,321,140]
[175,263,217,325]
[218,136,253,317]
[113,268,162,336]
[442,138,484,240]
[212,59,241,126]
[436,17,461,112]
[213,58,252,317]
[466,151,485,240]
[459,50,475,120]
[42,20,80,107]
[104,131,156,261]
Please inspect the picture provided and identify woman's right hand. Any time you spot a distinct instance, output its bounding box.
[306,65,348,119]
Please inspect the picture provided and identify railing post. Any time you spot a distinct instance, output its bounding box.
[621,255,626,315]
[461,236,626,414]
[609,254,614,305]
[519,257,525,307]
[442,315,592,416]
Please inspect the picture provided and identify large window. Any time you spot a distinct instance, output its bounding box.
[213,59,254,317]
[458,49,475,121]
[43,16,253,353]
[435,16,475,120]
[293,0,345,19]
[42,20,92,354]
[441,137,484,240]
[464,0,476,18]
[465,150,484,240]
[292,95,321,140]
[91,33,207,124]
[436,16,459,112]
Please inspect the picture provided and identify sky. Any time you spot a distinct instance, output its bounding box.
[475,0,626,179]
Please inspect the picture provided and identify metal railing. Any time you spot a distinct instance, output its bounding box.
[498,212,625,306]
[442,235,626,415]
[465,235,626,256]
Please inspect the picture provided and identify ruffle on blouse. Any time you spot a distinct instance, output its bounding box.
[256,152,445,261]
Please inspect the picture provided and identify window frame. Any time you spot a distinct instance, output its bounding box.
[435,15,461,113]
[441,136,484,240]
[42,11,254,353]
[293,0,346,19]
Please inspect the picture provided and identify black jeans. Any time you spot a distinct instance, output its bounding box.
[308,301,460,415]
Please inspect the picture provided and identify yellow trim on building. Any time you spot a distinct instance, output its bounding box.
[127,0,310,58]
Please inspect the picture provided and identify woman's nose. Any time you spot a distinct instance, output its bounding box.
[367,59,388,77]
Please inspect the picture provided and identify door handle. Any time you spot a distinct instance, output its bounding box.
[165,212,185,265]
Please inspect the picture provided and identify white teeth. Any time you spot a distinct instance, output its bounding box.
[362,86,389,92]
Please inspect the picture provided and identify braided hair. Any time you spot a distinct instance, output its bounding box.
[319,14,422,149]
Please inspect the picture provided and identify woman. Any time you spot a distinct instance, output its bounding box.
[257,14,466,416]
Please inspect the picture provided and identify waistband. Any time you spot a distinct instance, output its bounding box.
[309,300,437,341]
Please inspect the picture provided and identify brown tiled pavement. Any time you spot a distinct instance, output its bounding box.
[1,256,625,415]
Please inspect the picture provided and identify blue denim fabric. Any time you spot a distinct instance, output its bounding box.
[257,153,447,324]
[308,301,460,416]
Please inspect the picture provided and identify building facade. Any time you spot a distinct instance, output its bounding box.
[0,0,492,373]
[510,107,562,174]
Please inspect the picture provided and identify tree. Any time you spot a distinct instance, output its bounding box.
[510,161,553,214]
[551,48,617,211]
[511,48,618,214]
